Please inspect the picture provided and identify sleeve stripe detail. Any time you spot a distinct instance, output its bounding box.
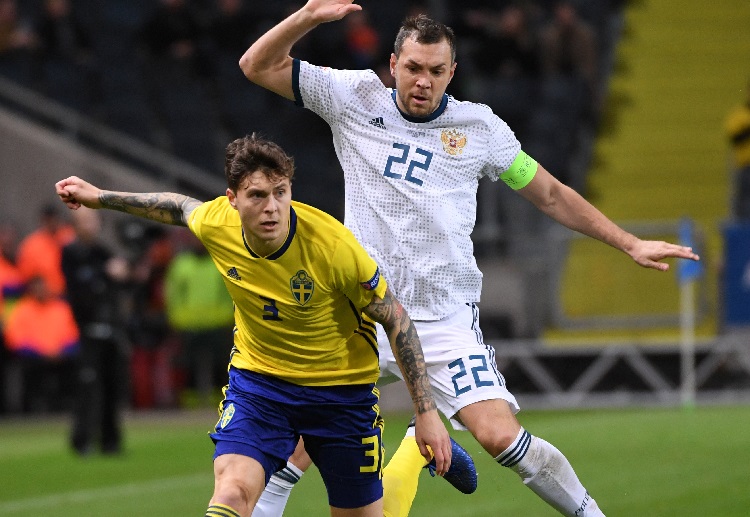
[292,58,303,107]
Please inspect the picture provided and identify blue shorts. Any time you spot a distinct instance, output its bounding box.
[210,367,384,509]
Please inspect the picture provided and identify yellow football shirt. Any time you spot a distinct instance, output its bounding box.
[188,197,387,386]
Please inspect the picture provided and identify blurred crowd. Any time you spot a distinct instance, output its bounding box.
[0,204,234,454]
[0,0,625,446]
[0,0,623,215]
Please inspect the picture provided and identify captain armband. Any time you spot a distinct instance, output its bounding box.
[500,151,538,190]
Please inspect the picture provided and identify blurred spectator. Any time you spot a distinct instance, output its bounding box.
[724,79,750,220]
[0,221,23,321]
[140,0,206,77]
[462,4,541,143]
[32,0,100,111]
[343,10,381,69]
[15,204,75,298]
[62,208,128,455]
[140,0,221,171]
[0,221,23,414]
[0,0,32,51]
[539,1,600,118]
[208,0,259,57]
[3,275,79,412]
[127,226,179,408]
[164,229,233,407]
[468,4,541,81]
[0,0,35,85]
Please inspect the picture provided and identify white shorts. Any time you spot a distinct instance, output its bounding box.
[377,303,519,430]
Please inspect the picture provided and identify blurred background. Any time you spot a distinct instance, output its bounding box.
[0,0,749,471]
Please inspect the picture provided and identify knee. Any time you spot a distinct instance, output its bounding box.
[473,424,521,457]
[212,474,256,513]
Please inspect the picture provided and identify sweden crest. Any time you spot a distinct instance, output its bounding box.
[290,270,314,305]
[220,403,235,429]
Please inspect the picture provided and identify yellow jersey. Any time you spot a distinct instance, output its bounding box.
[188,198,387,386]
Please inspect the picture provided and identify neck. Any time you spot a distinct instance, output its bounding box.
[244,232,283,258]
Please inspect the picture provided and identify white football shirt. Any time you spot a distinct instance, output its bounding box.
[294,59,522,320]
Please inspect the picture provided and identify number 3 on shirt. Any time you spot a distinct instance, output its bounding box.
[383,143,432,186]
[449,356,495,396]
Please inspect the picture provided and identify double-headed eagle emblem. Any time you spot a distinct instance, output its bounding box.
[441,129,468,156]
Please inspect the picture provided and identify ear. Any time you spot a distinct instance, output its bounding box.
[389,53,397,76]
[448,61,457,83]
[226,188,237,209]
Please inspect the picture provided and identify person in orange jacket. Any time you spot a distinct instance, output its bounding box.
[3,275,79,411]
[15,205,75,298]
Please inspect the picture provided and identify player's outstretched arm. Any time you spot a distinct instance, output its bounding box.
[239,0,362,99]
[516,164,700,271]
[362,287,452,476]
[55,176,202,226]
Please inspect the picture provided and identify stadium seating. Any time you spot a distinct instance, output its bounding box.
[549,0,749,341]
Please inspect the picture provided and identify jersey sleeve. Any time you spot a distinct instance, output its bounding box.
[330,232,388,309]
[483,114,523,182]
[186,199,213,243]
[293,58,377,125]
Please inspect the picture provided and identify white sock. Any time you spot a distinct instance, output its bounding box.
[251,462,305,517]
[495,428,605,516]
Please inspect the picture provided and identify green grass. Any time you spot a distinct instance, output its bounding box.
[1,406,750,516]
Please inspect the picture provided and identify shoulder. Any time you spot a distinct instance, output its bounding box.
[190,197,237,226]
[444,97,516,142]
[299,59,380,83]
[447,96,500,125]
[299,60,385,96]
[293,202,364,255]
[293,202,349,241]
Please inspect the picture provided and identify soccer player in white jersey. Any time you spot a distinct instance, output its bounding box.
[240,2,701,516]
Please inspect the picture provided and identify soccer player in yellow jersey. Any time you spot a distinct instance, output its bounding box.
[54,134,453,517]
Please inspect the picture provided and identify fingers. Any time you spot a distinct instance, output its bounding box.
[417,436,452,476]
[431,441,451,477]
[418,442,432,465]
[636,241,701,271]
[55,176,82,210]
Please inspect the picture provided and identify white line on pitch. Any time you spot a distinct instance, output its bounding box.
[0,473,210,513]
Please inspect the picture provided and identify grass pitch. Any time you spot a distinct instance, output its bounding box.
[1,406,749,516]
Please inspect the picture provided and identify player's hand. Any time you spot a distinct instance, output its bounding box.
[55,176,102,210]
[629,239,700,271]
[302,0,362,24]
[414,410,452,476]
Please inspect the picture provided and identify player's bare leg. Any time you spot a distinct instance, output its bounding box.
[458,399,605,516]
[251,438,311,517]
[207,453,266,517]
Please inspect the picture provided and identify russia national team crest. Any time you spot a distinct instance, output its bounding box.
[440,129,468,156]
[290,270,314,305]
[220,403,235,429]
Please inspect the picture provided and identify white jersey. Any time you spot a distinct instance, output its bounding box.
[293,59,522,320]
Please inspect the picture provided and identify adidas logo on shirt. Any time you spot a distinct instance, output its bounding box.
[368,117,386,129]
[227,267,241,281]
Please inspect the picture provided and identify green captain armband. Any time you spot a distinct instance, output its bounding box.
[501,151,538,190]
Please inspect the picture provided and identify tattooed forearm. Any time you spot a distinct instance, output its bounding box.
[364,288,436,415]
[99,191,202,226]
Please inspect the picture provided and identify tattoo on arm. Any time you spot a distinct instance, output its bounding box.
[99,191,202,226]
[364,288,436,415]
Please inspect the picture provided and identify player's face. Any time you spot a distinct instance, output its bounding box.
[390,37,455,118]
[227,170,291,256]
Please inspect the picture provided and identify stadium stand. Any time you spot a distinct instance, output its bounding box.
[10,0,749,413]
